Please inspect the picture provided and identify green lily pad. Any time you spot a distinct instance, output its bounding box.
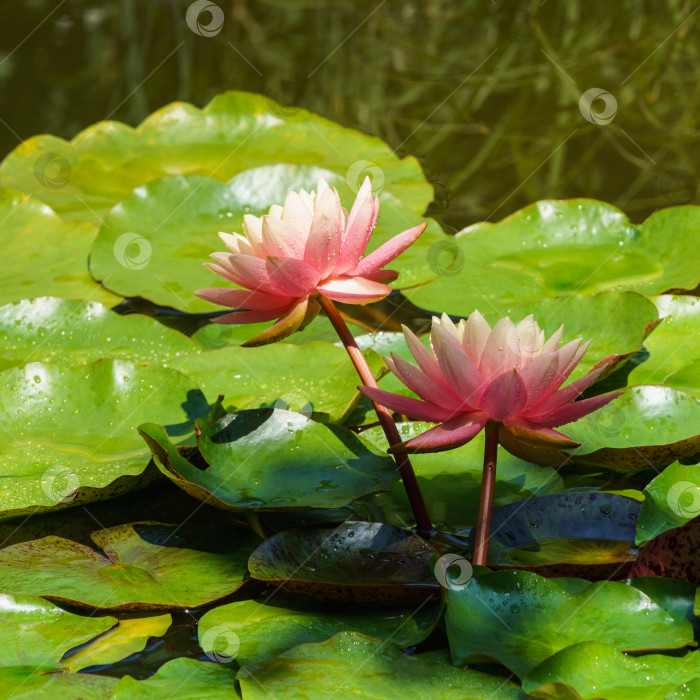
[89,171,446,313]
[446,569,693,678]
[0,595,115,668]
[566,386,700,472]
[667,678,700,699]
[407,200,700,314]
[0,297,199,371]
[139,409,398,511]
[0,91,432,225]
[522,641,700,700]
[0,359,210,520]
[636,461,700,545]
[248,521,438,603]
[237,631,524,699]
[175,341,384,422]
[0,187,119,307]
[112,657,238,699]
[0,668,117,699]
[629,295,700,398]
[361,422,563,533]
[482,492,640,578]
[62,614,172,672]
[198,596,442,666]
[0,522,259,611]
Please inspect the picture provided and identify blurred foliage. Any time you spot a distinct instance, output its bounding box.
[0,0,698,228]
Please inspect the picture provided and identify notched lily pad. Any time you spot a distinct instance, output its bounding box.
[629,521,700,584]
[139,409,398,511]
[0,521,259,611]
[484,492,640,579]
[248,521,438,602]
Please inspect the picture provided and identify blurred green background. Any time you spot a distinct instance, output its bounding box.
[0,0,697,231]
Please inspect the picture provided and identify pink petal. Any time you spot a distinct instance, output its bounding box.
[478,369,528,421]
[541,324,564,353]
[194,287,294,311]
[262,215,305,258]
[218,232,255,256]
[517,352,561,408]
[497,426,570,467]
[359,386,456,423]
[402,325,450,390]
[241,297,311,347]
[431,321,485,407]
[363,269,399,283]
[282,191,314,238]
[502,417,580,449]
[204,255,278,295]
[317,276,392,304]
[349,223,427,277]
[242,215,266,254]
[385,353,464,409]
[336,179,378,272]
[479,317,520,380]
[390,412,487,454]
[266,256,320,297]
[213,307,290,325]
[522,367,606,419]
[304,181,343,277]
[530,391,623,428]
[462,310,491,366]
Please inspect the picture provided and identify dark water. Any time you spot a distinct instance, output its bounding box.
[1,0,698,232]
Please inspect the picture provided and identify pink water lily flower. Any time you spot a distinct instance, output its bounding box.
[195,177,425,346]
[360,312,621,460]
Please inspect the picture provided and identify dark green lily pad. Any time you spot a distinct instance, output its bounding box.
[636,461,700,545]
[62,614,172,672]
[629,522,700,584]
[0,522,259,611]
[248,522,438,603]
[237,631,524,700]
[408,200,700,314]
[446,569,693,678]
[112,657,238,699]
[0,668,117,699]
[0,297,199,371]
[0,187,119,307]
[566,386,700,472]
[522,641,700,700]
[629,295,700,398]
[89,170,446,312]
[0,91,432,225]
[482,492,640,578]
[175,341,385,422]
[139,409,398,511]
[361,422,563,533]
[0,359,210,521]
[198,595,442,666]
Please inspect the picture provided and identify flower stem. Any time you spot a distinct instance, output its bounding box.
[318,296,433,538]
[473,421,499,567]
